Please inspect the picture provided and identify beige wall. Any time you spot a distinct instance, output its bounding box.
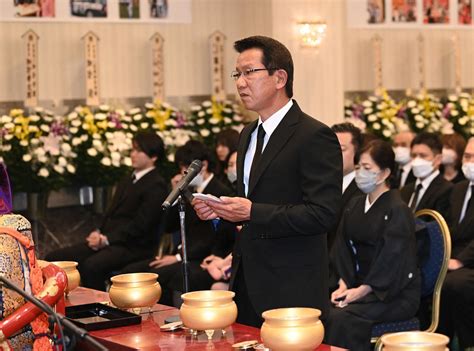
[0,0,272,104]
[1,0,473,127]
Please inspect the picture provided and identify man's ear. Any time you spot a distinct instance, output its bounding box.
[274,69,288,90]
[433,153,442,169]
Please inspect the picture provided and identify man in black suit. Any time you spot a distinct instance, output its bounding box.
[120,140,234,305]
[329,122,364,250]
[437,138,474,350]
[46,132,168,291]
[400,132,452,219]
[193,36,342,327]
[392,130,416,188]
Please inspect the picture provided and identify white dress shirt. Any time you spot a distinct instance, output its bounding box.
[133,166,155,183]
[243,99,293,196]
[459,181,474,223]
[342,170,356,194]
[400,163,412,187]
[408,170,440,209]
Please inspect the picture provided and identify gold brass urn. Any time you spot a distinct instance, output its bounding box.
[109,273,161,309]
[180,290,237,339]
[260,307,324,351]
[50,261,80,294]
[381,331,449,351]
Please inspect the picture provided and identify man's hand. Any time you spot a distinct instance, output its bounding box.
[149,255,178,269]
[192,199,219,220]
[331,279,348,305]
[86,231,102,251]
[448,258,464,271]
[171,173,182,190]
[205,196,252,222]
[200,254,217,269]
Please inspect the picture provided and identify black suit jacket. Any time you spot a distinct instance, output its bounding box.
[400,173,453,220]
[393,164,416,189]
[447,180,474,267]
[101,168,168,255]
[231,100,342,318]
[327,179,363,250]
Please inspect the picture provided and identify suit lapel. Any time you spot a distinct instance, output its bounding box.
[453,182,469,225]
[417,174,441,210]
[247,104,300,196]
[237,121,257,197]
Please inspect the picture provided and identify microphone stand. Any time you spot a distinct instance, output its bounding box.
[178,194,190,293]
[0,276,108,351]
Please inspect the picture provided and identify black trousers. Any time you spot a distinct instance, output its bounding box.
[437,267,474,349]
[233,266,263,328]
[45,243,147,291]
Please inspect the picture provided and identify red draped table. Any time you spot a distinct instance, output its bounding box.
[65,287,346,351]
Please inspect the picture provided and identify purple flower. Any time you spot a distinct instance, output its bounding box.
[108,112,123,129]
[175,112,187,128]
[50,121,68,136]
[442,105,451,119]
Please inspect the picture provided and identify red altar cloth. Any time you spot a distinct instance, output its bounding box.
[66,287,346,351]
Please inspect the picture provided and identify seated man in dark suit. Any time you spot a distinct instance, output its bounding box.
[46,132,169,291]
[121,140,234,306]
[392,130,416,188]
[328,122,363,250]
[400,132,452,219]
[437,137,474,350]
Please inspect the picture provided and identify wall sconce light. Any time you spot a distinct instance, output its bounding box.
[297,21,327,48]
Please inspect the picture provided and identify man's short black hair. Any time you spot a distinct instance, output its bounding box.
[411,132,443,155]
[174,140,215,172]
[331,122,363,164]
[234,35,294,98]
[132,131,165,166]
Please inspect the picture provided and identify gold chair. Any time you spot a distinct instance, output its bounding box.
[371,209,452,349]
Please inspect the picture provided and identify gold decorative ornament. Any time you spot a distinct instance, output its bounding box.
[381,331,449,351]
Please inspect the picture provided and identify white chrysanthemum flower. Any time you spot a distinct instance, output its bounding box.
[209,118,219,125]
[133,114,143,121]
[362,101,372,107]
[368,114,377,122]
[129,108,141,115]
[459,117,468,126]
[124,157,132,167]
[1,115,12,123]
[412,108,420,114]
[224,117,232,124]
[53,165,64,174]
[110,152,121,162]
[197,111,205,117]
[58,157,67,167]
[29,115,40,122]
[200,129,211,137]
[130,125,138,132]
[382,130,391,137]
[107,122,115,128]
[82,123,89,130]
[22,154,32,162]
[414,115,423,122]
[416,122,424,129]
[212,127,221,133]
[69,127,78,134]
[451,110,459,117]
[92,139,102,148]
[99,105,110,111]
[448,95,458,102]
[364,108,373,114]
[191,105,201,112]
[202,101,212,107]
[105,132,113,139]
[38,168,49,177]
[407,100,416,108]
[67,164,76,173]
[72,137,82,146]
[372,122,381,130]
[101,157,112,166]
[71,119,81,127]
[20,140,28,146]
[140,122,149,129]
[87,148,98,157]
[196,119,205,125]
[233,115,243,122]
[40,125,50,133]
[30,138,39,145]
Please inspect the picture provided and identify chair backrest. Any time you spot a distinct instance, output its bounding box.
[414,209,451,332]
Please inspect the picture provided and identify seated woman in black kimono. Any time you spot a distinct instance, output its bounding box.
[325,140,421,351]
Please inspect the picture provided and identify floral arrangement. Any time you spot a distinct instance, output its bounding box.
[345,90,398,141]
[66,105,132,186]
[188,98,245,146]
[126,100,197,161]
[399,92,444,133]
[442,92,474,139]
[0,108,76,193]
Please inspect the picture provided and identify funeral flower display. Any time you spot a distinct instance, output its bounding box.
[399,93,444,133]
[443,92,474,139]
[0,108,76,193]
[188,98,245,145]
[66,105,132,186]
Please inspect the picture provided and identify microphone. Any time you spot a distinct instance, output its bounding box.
[162,159,202,210]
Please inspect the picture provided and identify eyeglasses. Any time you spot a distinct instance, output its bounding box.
[230,68,278,81]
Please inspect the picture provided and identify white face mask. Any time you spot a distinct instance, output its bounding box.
[189,172,204,188]
[441,148,457,165]
[355,168,382,194]
[393,146,411,165]
[227,169,237,183]
[411,157,434,179]
[462,162,474,181]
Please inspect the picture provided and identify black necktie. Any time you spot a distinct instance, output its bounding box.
[249,124,266,185]
[409,183,423,212]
